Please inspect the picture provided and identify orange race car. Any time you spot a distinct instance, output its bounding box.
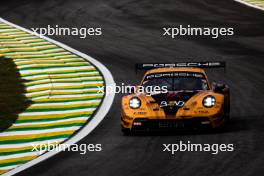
[121,62,230,134]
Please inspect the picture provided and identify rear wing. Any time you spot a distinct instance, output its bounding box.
[135,62,226,72]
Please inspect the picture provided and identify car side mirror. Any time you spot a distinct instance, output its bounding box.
[211,81,225,93]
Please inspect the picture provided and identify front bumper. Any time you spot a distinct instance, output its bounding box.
[128,117,212,131]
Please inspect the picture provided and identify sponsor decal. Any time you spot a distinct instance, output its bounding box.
[145,72,204,80]
[160,100,185,107]
[137,61,225,70]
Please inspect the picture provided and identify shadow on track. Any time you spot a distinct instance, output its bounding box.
[0,57,32,131]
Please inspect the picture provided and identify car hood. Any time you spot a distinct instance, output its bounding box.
[150,91,199,115]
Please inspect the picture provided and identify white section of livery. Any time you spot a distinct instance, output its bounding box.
[0,17,115,176]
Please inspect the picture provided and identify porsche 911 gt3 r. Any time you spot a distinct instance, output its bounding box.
[121,62,230,134]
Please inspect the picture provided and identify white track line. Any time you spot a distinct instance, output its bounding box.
[0,166,20,171]
[0,139,66,149]
[0,17,115,176]
[12,117,89,126]
[0,127,80,136]
[0,152,38,161]
[234,0,264,11]
[22,71,100,80]
[26,83,102,90]
[19,66,94,74]
[29,100,101,106]
[19,108,96,116]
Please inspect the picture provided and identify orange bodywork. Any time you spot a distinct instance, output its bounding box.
[121,67,229,131]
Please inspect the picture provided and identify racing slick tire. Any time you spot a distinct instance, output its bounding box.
[121,127,132,136]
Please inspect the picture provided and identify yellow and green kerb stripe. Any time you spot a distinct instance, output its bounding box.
[243,0,264,8]
[0,22,105,174]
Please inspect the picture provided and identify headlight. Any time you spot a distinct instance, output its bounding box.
[203,96,216,108]
[129,97,141,109]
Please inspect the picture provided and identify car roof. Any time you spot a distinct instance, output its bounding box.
[145,67,206,75]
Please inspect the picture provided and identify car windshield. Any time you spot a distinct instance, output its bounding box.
[142,73,209,91]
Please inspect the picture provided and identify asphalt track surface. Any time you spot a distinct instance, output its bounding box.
[1,0,264,176]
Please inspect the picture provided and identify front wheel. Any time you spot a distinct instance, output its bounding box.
[121,127,132,136]
[224,113,230,123]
